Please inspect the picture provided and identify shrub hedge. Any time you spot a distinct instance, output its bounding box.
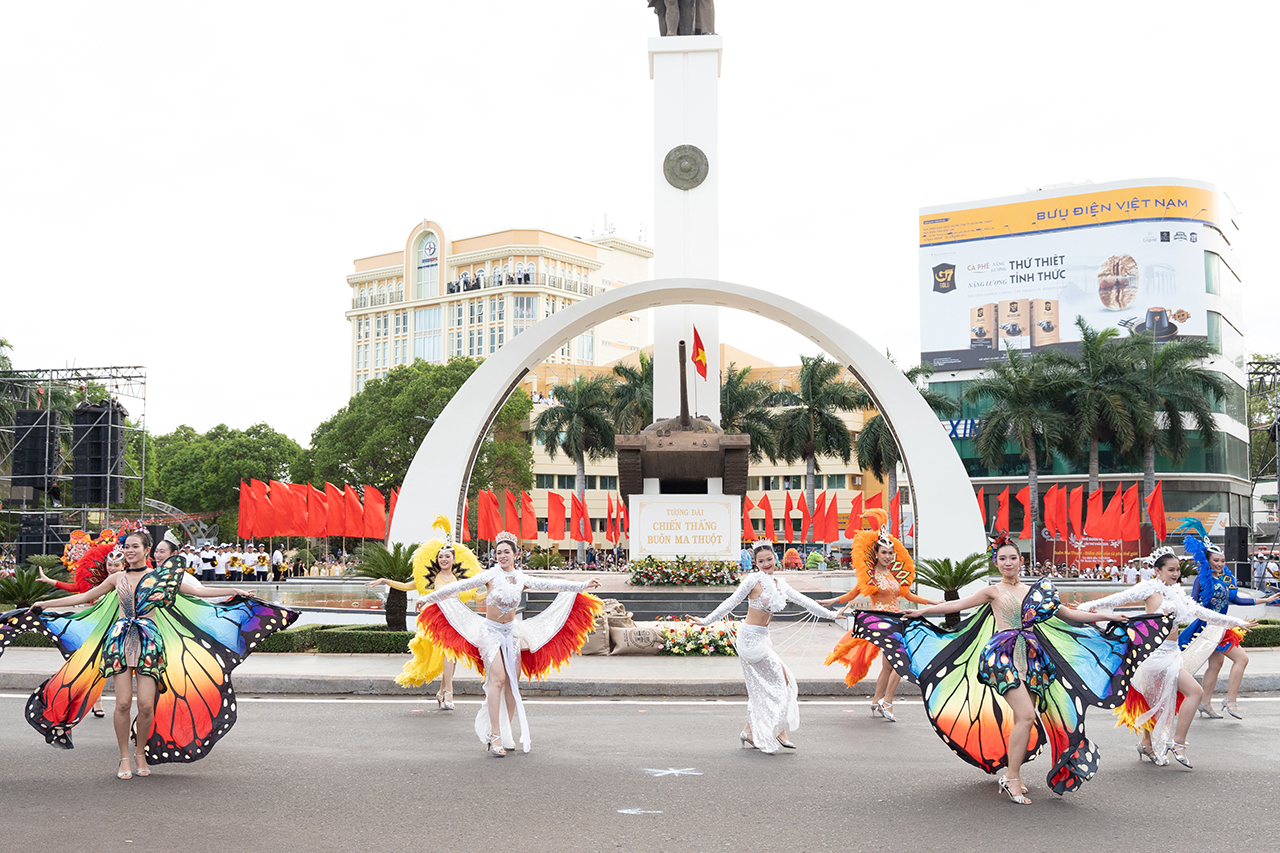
[254,623,337,653]
[1242,625,1280,647]
[7,632,54,648]
[315,624,414,654]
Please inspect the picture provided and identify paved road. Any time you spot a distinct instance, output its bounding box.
[1,693,1276,852]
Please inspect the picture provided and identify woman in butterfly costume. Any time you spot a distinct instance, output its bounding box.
[0,528,298,779]
[818,509,939,721]
[847,532,1171,803]
[1077,546,1255,767]
[417,529,602,757]
[1175,518,1278,720]
[366,515,485,710]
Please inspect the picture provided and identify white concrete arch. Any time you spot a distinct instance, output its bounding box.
[390,278,986,560]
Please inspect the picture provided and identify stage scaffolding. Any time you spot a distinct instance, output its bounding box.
[0,366,148,563]
[1247,359,1280,551]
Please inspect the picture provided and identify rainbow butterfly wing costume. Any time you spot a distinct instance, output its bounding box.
[851,577,1171,794]
[0,555,297,762]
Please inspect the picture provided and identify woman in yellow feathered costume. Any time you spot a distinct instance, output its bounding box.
[366,515,483,710]
[817,509,939,721]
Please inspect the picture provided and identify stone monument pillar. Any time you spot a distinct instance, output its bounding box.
[649,36,722,431]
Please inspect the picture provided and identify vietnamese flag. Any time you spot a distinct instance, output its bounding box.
[889,491,901,538]
[504,490,520,535]
[797,492,811,542]
[306,485,328,538]
[758,494,776,542]
[691,325,708,380]
[324,482,343,537]
[1015,486,1031,539]
[1121,483,1141,541]
[1084,488,1106,538]
[1043,484,1059,540]
[547,493,565,541]
[344,484,363,538]
[976,487,985,525]
[237,480,253,539]
[1069,486,1084,538]
[618,494,629,537]
[742,495,756,541]
[521,491,538,540]
[844,492,864,539]
[1145,481,1168,541]
[784,492,795,542]
[813,492,828,543]
[995,486,1009,535]
[866,492,883,511]
[362,485,386,540]
[826,494,840,542]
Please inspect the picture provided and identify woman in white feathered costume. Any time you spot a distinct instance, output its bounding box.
[1078,547,1256,768]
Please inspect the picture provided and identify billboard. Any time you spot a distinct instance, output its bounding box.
[920,182,1219,370]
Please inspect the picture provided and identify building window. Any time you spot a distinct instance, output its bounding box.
[453,331,463,356]
[575,332,594,362]
[468,328,480,357]
[556,474,575,489]
[356,374,364,394]
[453,303,464,328]
[374,313,388,338]
[513,295,536,336]
[414,306,443,363]
[535,473,556,489]
[490,296,505,323]
[489,325,505,354]
[826,474,846,489]
[469,299,480,325]
[394,310,408,335]
[415,232,439,299]
[599,475,617,491]
[1207,311,1245,370]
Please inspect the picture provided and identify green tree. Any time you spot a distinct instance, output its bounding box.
[914,553,993,627]
[533,375,616,562]
[610,351,653,435]
[855,363,958,501]
[719,363,782,463]
[964,346,1077,535]
[0,568,61,609]
[1123,333,1227,523]
[1049,317,1151,493]
[774,354,864,537]
[344,541,418,631]
[470,389,535,496]
[0,338,15,455]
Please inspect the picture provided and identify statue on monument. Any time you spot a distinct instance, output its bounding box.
[647,0,715,36]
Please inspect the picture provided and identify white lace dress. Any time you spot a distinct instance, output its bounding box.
[423,567,592,753]
[701,572,840,753]
[1080,579,1247,761]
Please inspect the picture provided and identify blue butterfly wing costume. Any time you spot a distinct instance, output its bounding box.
[852,577,1171,794]
[0,556,298,762]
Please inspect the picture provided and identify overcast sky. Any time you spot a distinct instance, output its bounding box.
[3,1,1275,445]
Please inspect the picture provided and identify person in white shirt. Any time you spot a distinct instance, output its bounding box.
[1266,557,1279,590]
[1122,563,1139,585]
[213,546,228,580]
[271,545,284,581]
[1138,560,1155,582]
[199,545,215,581]
[253,544,270,582]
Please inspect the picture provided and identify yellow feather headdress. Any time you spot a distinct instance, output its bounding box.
[410,514,480,593]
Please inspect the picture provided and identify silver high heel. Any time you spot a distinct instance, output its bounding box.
[1137,743,1165,765]
[777,736,797,749]
[1170,743,1191,768]
[740,730,756,749]
[486,735,506,757]
[871,700,884,718]
[880,701,897,722]
[440,690,455,711]
[1197,703,1222,719]
[997,775,1031,805]
[1221,700,1242,719]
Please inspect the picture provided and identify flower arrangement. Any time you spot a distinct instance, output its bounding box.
[654,616,738,656]
[628,556,742,587]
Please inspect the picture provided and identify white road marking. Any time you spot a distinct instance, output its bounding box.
[617,808,664,814]
[642,767,702,777]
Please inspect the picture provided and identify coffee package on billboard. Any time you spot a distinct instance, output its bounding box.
[1031,299,1060,347]
[998,299,1030,349]
[970,304,996,350]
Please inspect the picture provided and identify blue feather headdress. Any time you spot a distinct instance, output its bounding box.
[1176,516,1222,574]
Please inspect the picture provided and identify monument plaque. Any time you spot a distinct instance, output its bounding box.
[631,495,740,560]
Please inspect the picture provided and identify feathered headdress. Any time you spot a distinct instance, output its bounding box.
[987,529,1015,563]
[411,514,480,593]
[1176,516,1227,581]
[851,508,914,597]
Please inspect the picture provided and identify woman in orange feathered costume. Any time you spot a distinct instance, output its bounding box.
[818,509,939,721]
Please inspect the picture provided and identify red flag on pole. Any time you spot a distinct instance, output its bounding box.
[812,492,827,543]
[1057,485,1069,541]
[1121,483,1141,541]
[995,486,1010,535]
[742,495,756,541]
[866,492,883,511]
[343,484,363,538]
[547,493,565,541]
[569,494,583,541]
[976,487,985,525]
[362,486,386,540]
[504,490,520,535]
[784,492,795,542]
[461,496,470,542]
[306,485,328,538]
[580,496,592,543]
[520,491,538,540]
[798,492,811,542]
[757,494,776,542]
[1069,487,1084,538]
[251,479,274,537]
[1015,486,1031,539]
[386,488,399,537]
[1043,484,1059,540]
[238,481,252,539]
[1145,481,1168,541]
[324,482,342,537]
[270,481,295,537]
[1101,487,1123,540]
[889,491,901,538]
[691,325,708,379]
[826,493,840,542]
[618,493,629,537]
[1084,488,1105,537]
[844,492,864,539]
[289,483,310,537]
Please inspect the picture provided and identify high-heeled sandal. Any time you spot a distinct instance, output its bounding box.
[1137,743,1164,765]
[486,735,506,757]
[879,701,897,722]
[1221,700,1242,719]
[134,749,150,777]
[440,690,455,711]
[739,730,756,749]
[871,700,884,718]
[117,758,132,780]
[92,707,106,718]
[997,775,1031,804]
[777,736,797,749]
[1197,703,1222,719]
[1170,743,1191,768]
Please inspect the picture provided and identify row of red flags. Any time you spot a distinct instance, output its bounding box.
[236,480,398,540]
[979,481,1168,542]
[470,489,631,544]
[741,490,906,543]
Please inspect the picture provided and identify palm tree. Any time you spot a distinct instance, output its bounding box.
[720,363,782,463]
[1049,317,1151,493]
[1124,333,1227,522]
[0,338,16,456]
[533,375,617,562]
[915,553,993,627]
[610,351,653,435]
[855,363,959,502]
[964,346,1077,537]
[775,355,864,539]
[0,568,63,611]
[344,541,418,631]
